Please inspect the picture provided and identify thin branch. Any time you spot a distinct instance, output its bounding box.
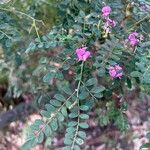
[71,61,84,150]
[0,7,46,39]
[0,30,12,39]
[126,15,149,32]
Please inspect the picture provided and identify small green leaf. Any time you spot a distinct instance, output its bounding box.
[68,121,77,127]
[58,112,65,122]
[66,101,73,109]
[40,110,50,118]
[66,127,76,133]
[39,57,48,64]
[65,132,74,139]
[50,100,62,107]
[63,146,71,150]
[45,137,52,147]
[140,143,150,149]
[37,96,43,104]
[45,104,56,113]
[43,72,55,82]
[130,71,142,78]
[91,86,105,94]
[54,94,66,102]
[79,122,89,129]
[62,86,72,95]
[0,33,4,40]
[34,119,44,126]
[79,91,89,100]
[97,68,106,77]
[25,42,36,53]
[126,77,132,89]
[79,114,89,119]
[74,145,81,150]
[141,41,150,48]
[78,131,86,138]
[86,78,97,86]
[43,124,52,137]
[50,119,58,131]
[146,132,150,139]
[94,93,103,98]
[76,138,84,145]
[61,107,68,117]
[30,124,39,131]
[69,112,78,118]
[64,138,72,145]
[21,138,36,150]
[79,10,85,17]
[37,132,44,143]
[80,105,89,111]
[37,42,44,48]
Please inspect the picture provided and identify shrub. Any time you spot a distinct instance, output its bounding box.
[0,0,149,150]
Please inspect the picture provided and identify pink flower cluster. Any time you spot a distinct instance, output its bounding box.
[128,32,139,47]
[128,32,144,47]
[101,6,116,33]
[109,65,123,79]
[102,6,111,17]
[76,47,91,61]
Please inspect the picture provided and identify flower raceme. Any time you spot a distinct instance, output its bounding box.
[109,65,123,79]
[101,6,116,34]
[76,47,91,61]
[102,6,111,17]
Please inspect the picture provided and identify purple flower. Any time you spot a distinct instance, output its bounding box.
[128,32,138,40]
[107,18,116,27]
[102,6,111,17]
[109,65,123,79]
[103,18,116,33]
[76,47,91,61]
[130,39,139,47]
[128,32,139,47]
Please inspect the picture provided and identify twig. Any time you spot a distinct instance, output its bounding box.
[126,15,149,32]
[71,61,84,150]
[0,7,45,39]
[0,30,12,39]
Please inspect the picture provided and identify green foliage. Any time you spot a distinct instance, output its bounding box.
[97,101,128,132]
[0,0,149,149]
[140,132,150,149]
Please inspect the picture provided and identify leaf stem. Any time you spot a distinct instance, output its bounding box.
[71,61,84,150]
[126,15,148,32]
[76,61,84,97]
[0,30,12,39]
